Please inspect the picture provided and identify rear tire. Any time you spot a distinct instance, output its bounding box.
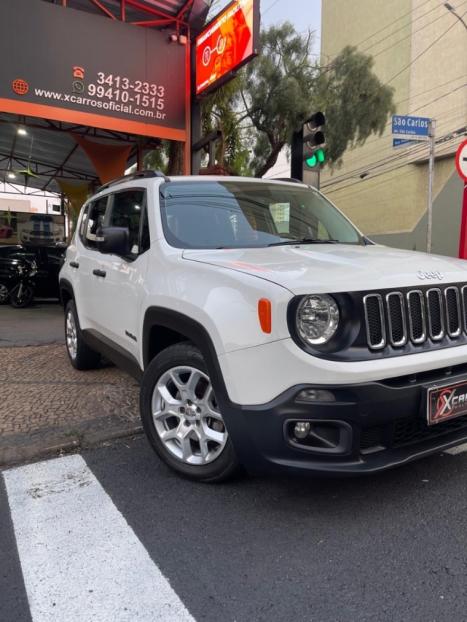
[65,299,101,370]
[140,342,240,483]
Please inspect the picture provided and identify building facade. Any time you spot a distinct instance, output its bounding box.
[320,0,467,256]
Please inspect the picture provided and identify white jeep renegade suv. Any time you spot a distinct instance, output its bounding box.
[60,170,467,482]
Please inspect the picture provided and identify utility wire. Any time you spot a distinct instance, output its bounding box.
[346,0,433,51]
[322,119,467,190]
[385,12,467,85]
[359,0,460,54]
[363,0,467,62]
[324,128,466,195]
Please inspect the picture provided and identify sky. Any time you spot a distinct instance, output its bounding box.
[261,0,321,53]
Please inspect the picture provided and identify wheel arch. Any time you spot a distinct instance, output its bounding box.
[143,307,229,405]
[59,278,74,309]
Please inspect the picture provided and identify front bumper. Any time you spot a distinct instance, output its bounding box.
[222,362,467,475]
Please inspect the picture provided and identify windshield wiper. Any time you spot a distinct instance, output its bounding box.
[268,238,339,247]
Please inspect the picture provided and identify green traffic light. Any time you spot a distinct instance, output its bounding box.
[305,148,326,169]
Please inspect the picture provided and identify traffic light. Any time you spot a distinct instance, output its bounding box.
[303,112,326,169]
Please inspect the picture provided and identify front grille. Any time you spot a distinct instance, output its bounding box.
[360,415,467,453]
[392,415,467,448]
[363,284,467,351]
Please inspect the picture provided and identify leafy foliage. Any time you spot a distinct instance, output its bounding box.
[314,46,395,164]
[153,23,395,178]
[241,25,395,176]
[201,77,251,175]
[242,24,318,177]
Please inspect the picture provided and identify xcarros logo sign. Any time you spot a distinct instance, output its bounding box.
[429,381,467,425]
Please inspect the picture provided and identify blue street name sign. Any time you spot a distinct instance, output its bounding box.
[392,115,431,137]
[393,138,418,148]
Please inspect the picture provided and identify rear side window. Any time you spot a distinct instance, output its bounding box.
[108,189,148,257]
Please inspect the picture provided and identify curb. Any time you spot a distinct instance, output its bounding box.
[0,423,144,470]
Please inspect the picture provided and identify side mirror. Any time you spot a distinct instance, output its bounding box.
[97,226,130,255]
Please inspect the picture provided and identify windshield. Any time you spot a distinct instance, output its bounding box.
[160,181,362,249]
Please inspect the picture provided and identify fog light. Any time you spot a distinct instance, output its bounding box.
[295,389,336,403]
[294,421,311,439]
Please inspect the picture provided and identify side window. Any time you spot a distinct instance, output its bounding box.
[84,196,109,249]
[140,204,150,253]
[79,204,90,240]
[108,189,148,257]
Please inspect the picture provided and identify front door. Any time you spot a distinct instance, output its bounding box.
[94,188,150,363]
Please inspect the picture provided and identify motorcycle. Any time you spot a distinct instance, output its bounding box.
[9,259,37,308]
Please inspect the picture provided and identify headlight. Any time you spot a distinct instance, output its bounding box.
[296,294,340,346]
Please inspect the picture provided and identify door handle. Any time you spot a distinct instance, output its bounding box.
[92,269,106,278]
[69,261,79,269]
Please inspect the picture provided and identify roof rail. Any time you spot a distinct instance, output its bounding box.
[274,177,305,184]
[97,169,170,192]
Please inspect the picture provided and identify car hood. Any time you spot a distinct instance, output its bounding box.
[182,244,467,294]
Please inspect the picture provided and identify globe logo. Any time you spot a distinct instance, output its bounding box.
[12,79,29,96]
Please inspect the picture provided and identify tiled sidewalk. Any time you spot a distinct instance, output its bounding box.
[0,344,142,466]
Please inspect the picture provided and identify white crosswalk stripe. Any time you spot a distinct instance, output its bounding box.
[3,454,195,622]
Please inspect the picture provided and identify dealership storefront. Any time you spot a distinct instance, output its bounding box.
[0,0,258,319]
[0,0,258,205]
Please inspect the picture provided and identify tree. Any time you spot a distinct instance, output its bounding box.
[201,77,251,175]
[314,46,395,164]
[241,23,395,177]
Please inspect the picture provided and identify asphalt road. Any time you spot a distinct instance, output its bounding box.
[3,436,467,621]
[0,301,64,347]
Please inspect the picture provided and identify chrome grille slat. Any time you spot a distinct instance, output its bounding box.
[462,285,467,334]
[407,290,427,344]
[363,294,386,350]
[386,292,407,347]
[445,286,461,338]
[426,288,444,341]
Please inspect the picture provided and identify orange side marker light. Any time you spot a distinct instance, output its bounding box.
[258,298,272,334]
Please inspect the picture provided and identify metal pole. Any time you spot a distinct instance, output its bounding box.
[459,182,467,258]
[426,119,435,253]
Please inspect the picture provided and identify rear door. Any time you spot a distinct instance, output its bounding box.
[73,195,110,332]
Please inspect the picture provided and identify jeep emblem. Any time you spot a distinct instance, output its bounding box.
[417,270,444,281]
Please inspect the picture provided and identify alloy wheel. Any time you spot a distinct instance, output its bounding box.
[66,310,78,360]
[151,366,228,465]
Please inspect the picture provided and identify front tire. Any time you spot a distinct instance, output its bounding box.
[0,283,9,305]
[65,299,101,370]
[10,282,34,308]
[140,343,240,482]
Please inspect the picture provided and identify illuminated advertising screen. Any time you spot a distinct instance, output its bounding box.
[195,0,259,96]
[0,0,187,141]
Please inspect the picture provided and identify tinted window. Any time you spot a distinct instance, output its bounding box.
[160,181,362,249]
[79,204,90,240]
[109,189,147,256]
[83,196,109,249]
